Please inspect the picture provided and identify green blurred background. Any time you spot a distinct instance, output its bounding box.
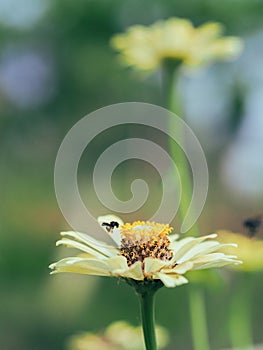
[1,1,263,349]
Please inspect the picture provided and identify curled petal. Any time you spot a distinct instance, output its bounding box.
[154,272,188,288]
[120,261,144,280]
[144,257,170,275]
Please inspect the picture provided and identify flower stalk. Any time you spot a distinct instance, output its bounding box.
[127,279,163,350]
[162,60,199,238]
[138,291,157,350]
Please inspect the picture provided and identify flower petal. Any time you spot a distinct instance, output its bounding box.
[217,230,263,272]
[190,252,242,269]
[169,233,179,242]
[166,261,194,274]
[171,234,217,262]
[176,241,218,263]
[49,255,134,277]
[111,18,242,71]
[49,257,113,276]
[56,238,111,259]
[154,272,188,288]
[144,257,169,275]
[193,259,242,270]
[176,241,236,263]
[60,231,118,257]
[120,261,144,280]
[107,255,129,271]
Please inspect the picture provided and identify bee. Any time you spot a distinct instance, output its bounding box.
[101,221,120,233]
[243,214,262,237]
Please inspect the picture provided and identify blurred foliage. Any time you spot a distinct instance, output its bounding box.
[1,1,263,350]
[67,321,169,350]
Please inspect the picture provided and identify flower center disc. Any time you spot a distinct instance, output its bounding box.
[119,221,173,266]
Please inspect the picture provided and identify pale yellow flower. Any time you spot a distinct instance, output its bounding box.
[50,215,242,288]
[111,18,243,71]
[217,230,263,272]
[68,321,169,350]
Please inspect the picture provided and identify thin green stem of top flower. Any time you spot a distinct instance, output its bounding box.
[162,61,210,350]
[162,60,199,238]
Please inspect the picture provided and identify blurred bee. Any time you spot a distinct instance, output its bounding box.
[243,214,262,237]
[101,221,120,233]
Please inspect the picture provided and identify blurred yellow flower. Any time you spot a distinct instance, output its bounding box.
[68,321,169,350]
[217,230,263,272]
[50,215,242,288]
[111,18,243,71]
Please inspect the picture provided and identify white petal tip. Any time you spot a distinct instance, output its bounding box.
[228,255,238,259]
[65,260,75,265]
[229,243,238,247]
[234,260,243,265]
[60,231,73,236]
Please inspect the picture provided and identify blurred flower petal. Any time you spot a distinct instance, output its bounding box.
[111,17,243,71]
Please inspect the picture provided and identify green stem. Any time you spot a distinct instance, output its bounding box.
[126,279,163,350]
[162,61,209,350]
[189,287,210,350]
[138,290,157,350]
[162,61,199,237]
[229,273,253,349]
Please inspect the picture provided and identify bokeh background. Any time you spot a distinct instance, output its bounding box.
[1,1,263,349]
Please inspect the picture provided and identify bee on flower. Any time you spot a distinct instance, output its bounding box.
[50,214,242,288]
[111,18,243,72]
